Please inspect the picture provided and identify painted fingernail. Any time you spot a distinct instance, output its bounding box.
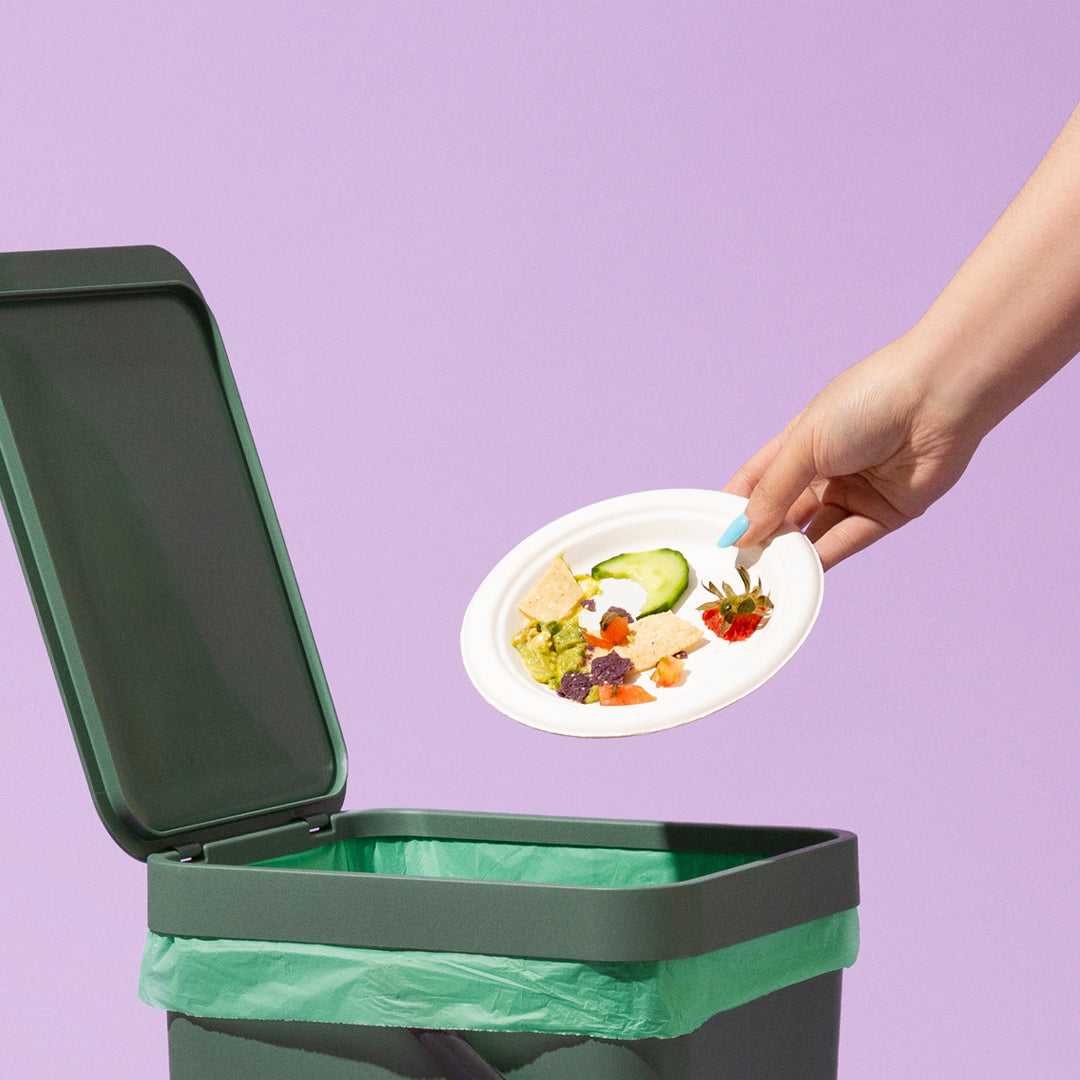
[718,513,750,547]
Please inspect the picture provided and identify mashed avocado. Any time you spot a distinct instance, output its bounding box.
[511,618,587,688]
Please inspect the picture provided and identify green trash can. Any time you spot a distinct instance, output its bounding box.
[0,246,860,1080]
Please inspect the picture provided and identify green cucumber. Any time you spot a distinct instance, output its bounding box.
[590,548,690,617]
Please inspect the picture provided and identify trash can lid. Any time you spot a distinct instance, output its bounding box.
[0,246,347,859]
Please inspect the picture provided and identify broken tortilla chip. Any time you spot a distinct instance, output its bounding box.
[614,611,703,671]
[518,556,585,623]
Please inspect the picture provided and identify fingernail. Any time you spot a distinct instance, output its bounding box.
[718,513,750,547]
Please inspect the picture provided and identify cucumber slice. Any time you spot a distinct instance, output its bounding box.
[590,548,690,617]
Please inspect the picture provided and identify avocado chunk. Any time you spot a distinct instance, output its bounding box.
[590,548,690,617]
[510,619,588,688]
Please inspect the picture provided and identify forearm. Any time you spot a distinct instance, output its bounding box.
[910,101,1080,435]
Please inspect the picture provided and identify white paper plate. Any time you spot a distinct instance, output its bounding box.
[460,489,823,737]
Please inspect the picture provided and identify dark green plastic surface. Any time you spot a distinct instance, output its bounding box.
[0,247,346,859]
[166,971,845,1079]
[147,807,859,962]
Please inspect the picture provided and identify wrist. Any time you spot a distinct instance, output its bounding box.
[903,274,1079,442]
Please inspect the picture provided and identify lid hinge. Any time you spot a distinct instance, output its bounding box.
[302,813,332,834]
[173,841,204,862]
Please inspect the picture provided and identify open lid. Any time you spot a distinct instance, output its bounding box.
[0,246,347,859]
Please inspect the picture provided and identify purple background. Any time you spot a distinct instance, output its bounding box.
[2,3,1079,1077]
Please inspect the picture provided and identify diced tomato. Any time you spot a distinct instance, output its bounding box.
[650,655,685,688]
[583,614,631,649]
[599,614,630,646]
[597,682,656,706]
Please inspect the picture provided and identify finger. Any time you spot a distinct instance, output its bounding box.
[722,406,809,499]
[722,428,790,499]
[812,512,891,571]
[803,501,849,545]
[737,417,820,547]
[789,486,825,531]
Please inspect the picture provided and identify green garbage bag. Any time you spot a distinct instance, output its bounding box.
[138,836,859,1040]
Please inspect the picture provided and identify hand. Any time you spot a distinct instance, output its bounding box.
[723,334,985,570]
[725,101,1080,569]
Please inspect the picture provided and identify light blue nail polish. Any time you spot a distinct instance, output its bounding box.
[718,513,749,547]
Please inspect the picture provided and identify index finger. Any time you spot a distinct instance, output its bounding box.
[736,415,821,547]
[722,427,789,499]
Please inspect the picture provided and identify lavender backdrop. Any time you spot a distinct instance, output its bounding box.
[2,3,1078,1077]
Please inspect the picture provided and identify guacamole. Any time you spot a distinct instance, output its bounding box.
[511,618,588,689]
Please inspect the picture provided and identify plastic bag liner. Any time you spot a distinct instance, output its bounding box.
[138,836,859,1040]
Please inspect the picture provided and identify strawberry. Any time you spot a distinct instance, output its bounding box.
[698,565,773,642]
[704,608,763,641]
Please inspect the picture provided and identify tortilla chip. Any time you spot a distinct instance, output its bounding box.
[614,611,703,671]
[518,557,585,623]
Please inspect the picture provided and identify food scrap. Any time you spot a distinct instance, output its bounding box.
[517,557,586,622]
[598,683,656,706]
[582,606,632,649]
[697,565,773,642]
[610,610,702,672]
[590,548,689,616]
[512,551,704,706]
[555,649,634,704]
[650,655,685,688]
[512,552,775,706]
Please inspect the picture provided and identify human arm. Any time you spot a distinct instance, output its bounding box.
[725,101,1080,570]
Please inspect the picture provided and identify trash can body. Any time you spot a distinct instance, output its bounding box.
[166,970,844,1080]
[141,807,859,1079]
[0,246,859,1080]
